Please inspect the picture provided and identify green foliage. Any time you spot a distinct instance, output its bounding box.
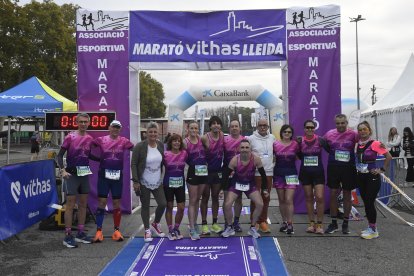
[0,1,167,116]
[0,0,78,100]
[139,71,166,118]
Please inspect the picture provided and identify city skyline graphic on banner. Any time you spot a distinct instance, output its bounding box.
[286,7,340,29]
[77,10,128,31]
[210,11,284,38]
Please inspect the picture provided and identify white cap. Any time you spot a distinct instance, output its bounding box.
[110,120,122,127]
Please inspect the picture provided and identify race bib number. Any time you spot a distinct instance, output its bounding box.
[356,163,369,173]
[285,175,299,185]
[235,182,249,191]
[105,169,121,180]
[195,165,208,176]
[76,166,92,176]
[335,150,350,162]
[304,156,318,166]
[169,176,183,188]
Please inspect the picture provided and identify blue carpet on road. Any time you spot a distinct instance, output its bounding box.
[100,236,287,276]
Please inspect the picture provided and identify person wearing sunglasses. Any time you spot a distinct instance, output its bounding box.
[297,120,329,234]
[356,121,391,239]
[323,114,358,234]
[248,118,275,233]
[273,124,300,235]
[90,120,134,243]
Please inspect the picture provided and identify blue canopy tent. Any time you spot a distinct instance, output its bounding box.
[0,76,77,117]
[0,77,77,163]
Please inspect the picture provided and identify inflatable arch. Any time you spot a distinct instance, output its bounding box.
[167,85,283,137]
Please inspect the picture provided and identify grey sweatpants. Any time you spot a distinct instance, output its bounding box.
[140,184,167,229]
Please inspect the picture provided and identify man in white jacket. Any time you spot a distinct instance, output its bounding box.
[248,118,275,233]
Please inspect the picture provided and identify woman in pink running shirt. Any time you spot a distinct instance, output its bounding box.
[356,121,391,239]
[273,124,300,235]
[163,134,188,241]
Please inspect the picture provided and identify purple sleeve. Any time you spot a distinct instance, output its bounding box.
[61,134,71,149]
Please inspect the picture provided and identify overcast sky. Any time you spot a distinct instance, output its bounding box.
[21,0,414,112]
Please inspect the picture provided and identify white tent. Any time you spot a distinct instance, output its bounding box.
[361,53,414,143]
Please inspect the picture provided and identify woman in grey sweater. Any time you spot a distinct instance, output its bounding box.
[131,122,166,242]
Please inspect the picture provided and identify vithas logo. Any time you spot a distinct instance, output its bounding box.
[10,178,51,204]
[11,181,21,203]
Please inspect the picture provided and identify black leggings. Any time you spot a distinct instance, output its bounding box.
[406,158,414,182]
[357,173,381,224]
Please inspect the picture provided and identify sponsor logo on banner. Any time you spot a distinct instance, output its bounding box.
[169,113,180,122]
[164,247,235,260]
[202,89,250,98]
[0,94,44,100]
[11,181,21,203]
[10,178,52,204]
[129,10,286,62]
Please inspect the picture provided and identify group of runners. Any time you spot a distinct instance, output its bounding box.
[58,112,392,248]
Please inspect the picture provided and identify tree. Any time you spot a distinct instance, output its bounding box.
[0,1,166,118]
[139,71,166,118]
[0,0,78,100]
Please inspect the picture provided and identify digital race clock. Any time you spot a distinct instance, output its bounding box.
[45,112,116,131]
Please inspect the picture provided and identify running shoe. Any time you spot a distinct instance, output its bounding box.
[314,224,324,235]
[168,229,177,241]
[150,222,166,237]
[259,222,271,233]
[174,228,183,240]
[221,226,235,238]
[112,230,124,241]
[211,223,223,233]
[248,227,261,239]
[189,228,201,240]
[286,224,294,235]
[75,232,92,244]
[93,230,104,243]
[279,222,288,233]
[324,223,339,234]
[342,223,350,234]
[194,224,200,235]
[233,222,243,233]
[144,229,153,242]
[63,235,78,248]
[306,222,315,233]
[360,227,379,240]
[201,224,211,235]
[361,226,378,235]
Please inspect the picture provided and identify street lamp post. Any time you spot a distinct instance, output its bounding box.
[233,102,238,116]
[350,15,366,110]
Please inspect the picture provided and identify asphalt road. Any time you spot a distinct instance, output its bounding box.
[1,144,414,276]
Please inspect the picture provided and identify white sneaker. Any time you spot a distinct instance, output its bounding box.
[360,227,379,240]
[221,226,235,238]
[248,227,261,239]
[144,229,153,242]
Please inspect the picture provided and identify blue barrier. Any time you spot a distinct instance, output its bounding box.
[0,160,58,240]
[376,158,394,204]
